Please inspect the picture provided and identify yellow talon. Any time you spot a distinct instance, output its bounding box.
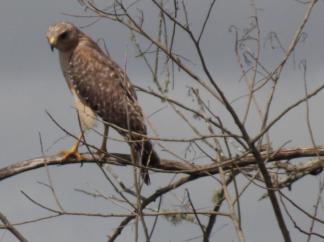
[59,134,84,161]
[59,147,84,161]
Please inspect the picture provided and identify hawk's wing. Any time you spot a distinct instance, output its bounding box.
[69,41,146,134]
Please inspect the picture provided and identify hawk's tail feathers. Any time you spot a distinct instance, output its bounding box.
[135,140,160,185]
[141,168,151,185]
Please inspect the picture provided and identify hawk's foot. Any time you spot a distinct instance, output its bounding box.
[59,145,84,162]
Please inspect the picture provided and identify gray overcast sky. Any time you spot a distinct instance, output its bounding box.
[0,0,324,242]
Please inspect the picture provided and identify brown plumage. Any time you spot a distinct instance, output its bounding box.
[46,21,159,184]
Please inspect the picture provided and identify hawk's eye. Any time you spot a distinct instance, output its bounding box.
[59,31,68,40]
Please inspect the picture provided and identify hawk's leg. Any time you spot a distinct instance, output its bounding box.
[98,124,109,155]
[59,133,84,161]
[59,99,93,162]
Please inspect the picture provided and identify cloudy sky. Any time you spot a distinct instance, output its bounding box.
[0,0,324,242]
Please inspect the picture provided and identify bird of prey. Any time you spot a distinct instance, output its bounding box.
[46,21,159,184]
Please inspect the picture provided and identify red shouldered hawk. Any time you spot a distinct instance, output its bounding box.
[46,21,159,184]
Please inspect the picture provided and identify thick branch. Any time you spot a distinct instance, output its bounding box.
[0,146,323,182]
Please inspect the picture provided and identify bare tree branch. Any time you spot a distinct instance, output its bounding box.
[0,212,29,242]
[1,147,323,182]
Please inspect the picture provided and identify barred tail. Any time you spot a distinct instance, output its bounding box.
[135,140,159,185]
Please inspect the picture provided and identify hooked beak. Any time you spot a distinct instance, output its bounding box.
[48,36,57,52]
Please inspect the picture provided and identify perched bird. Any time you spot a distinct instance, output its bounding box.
[46,21,159,184]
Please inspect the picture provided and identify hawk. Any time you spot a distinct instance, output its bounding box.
[46,21,159,184]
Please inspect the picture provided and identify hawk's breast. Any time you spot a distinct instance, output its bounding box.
[59,51,74,90]
[59,49,97,130]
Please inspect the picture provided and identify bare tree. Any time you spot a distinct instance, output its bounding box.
[1,1,323,242]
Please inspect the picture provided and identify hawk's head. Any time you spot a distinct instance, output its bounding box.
[46,21,79,52]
